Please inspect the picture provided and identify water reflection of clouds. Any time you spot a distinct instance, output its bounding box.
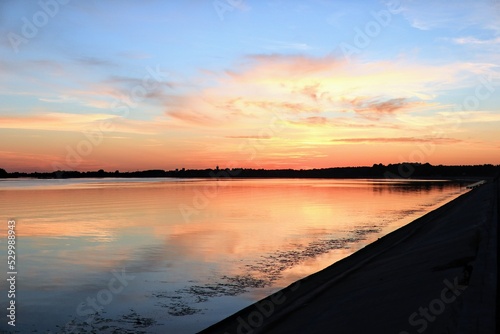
[0,179,467,332]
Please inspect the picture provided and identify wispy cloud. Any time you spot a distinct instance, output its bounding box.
[243,100,318,114]
[75,56,116,67]
[0,113,118,131]
[331,137,462,144]
[225,135,272,139]
[0,150,71,172]
[259,39,312,51]
[290,116,329,126]
[0,113,172,135]
[347,97,413,119]
[396,111,500,128]
[38,95,80,104]
[452,36,500,45]
[103,75,174,89]
[118,51,153,60]
[0,58,66,76]
[168,109,219,126]
[399,0,497,31]
[241,54,341,77]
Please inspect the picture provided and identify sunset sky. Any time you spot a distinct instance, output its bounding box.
[1,0,499,172]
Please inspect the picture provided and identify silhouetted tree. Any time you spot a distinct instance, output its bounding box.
[1,163,499,179]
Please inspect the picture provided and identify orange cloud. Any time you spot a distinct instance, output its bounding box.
[167,55,479,132]
[290,116,329,126]
[240,54,341,77]
[3,53,499,172]
[0,113,119,131]
[0,113,177,136]
[344,97,429,120]
[330,137,462,144]
[225,135,273,139]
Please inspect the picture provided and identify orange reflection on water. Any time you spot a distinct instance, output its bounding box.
[0,179,463,265]
[0,178,466,333]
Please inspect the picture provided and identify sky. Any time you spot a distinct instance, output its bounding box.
[0,0,499,172]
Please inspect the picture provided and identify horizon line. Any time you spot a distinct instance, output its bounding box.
[2,162,500,175]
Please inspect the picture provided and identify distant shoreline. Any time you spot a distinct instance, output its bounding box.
[0,176,488,183]
[1,163,499,180]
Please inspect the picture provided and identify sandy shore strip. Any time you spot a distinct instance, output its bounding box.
[200,178,498,334]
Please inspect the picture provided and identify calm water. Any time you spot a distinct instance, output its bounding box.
[0,178,468,333]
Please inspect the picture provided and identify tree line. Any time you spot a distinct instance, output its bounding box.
[1,163,499,179]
